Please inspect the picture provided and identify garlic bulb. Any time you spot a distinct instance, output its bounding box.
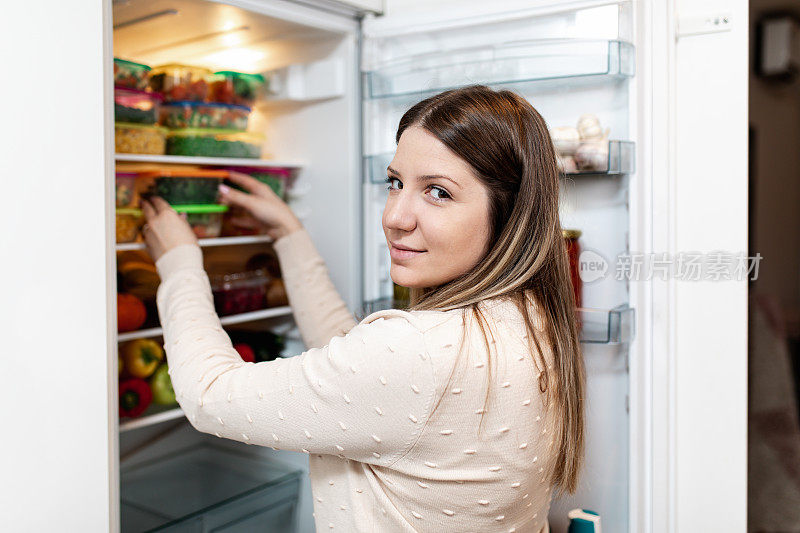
[574,129,610,171]
[551,126,581,155]
[556,154,577,173]
[577,114,604,140]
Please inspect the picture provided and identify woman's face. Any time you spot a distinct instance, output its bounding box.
[382,125,492,289]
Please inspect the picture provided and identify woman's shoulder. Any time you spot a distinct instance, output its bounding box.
[357,306,464,335]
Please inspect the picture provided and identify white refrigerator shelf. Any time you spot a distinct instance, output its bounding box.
[117,306,294,342]
[116,234,274,252]
[363,39,634,100]
[119,405,185,432]
[114,153,304,169]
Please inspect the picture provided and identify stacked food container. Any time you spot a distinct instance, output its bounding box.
[113,60,298,430]
[113,58,167,155]
[151,64,266,158]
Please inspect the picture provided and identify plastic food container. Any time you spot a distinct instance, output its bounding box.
[116,208,144,243]
[115,172,139,208]
[115,123,167,154]
[160,101,250,131]
[140,169,228,205]
[166,128,264,158]
[173,204,229,239]
[222,166,291,199]
[120,442,302,533]
[114,87,162,124]
[113,58,151,90]
[149,63,212,102]
[209,71,266,107]
[210,268,271,316]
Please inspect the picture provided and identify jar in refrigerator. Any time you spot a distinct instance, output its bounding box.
[562,228,582,308]
[148,63,211,102]
[210,269,271,316]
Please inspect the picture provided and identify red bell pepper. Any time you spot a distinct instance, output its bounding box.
[234,343,255,363]
[119,378,153,418]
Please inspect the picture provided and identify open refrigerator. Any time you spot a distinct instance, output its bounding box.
[106,0,642,531]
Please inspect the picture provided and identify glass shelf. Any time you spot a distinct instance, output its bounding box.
[121,442,302,531]
[117,306,293,342]
[577,304,635,344]
[365,141,634,184]
[360,298,635,345]
[560,140,635,176]
[363,39,634,100]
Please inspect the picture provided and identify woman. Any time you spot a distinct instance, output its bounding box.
[141,84,584,533]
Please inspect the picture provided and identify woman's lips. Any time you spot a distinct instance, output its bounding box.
[390,244,425,260]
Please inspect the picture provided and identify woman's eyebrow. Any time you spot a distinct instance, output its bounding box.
[387,166,462,190]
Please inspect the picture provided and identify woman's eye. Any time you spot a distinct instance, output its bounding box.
[384,176,450,202]
[429,186,451,201]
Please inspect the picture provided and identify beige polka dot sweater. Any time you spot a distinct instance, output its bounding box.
[155,228,556,533]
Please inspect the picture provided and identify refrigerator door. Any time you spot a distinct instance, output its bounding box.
[361,3,636,532]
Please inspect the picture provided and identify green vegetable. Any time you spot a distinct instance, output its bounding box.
[167,135,261,158]
[149,363,177,405]
[155,177,221,204]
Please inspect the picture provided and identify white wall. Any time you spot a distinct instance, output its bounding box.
[0,0,116,530]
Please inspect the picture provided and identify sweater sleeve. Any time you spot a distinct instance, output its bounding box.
[155,246,436,466]
[272,228,358,349]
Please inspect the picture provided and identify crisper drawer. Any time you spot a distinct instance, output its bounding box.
[121,442,302,532]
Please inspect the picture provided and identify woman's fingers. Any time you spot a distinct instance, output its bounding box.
[219,184,263,212]
[225,171,277,198]
[141,198,157,222]
[149,196,175,214]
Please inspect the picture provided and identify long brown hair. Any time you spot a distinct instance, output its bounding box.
[397,85,585,495]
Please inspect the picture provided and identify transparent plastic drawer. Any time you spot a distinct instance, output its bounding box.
[121,442,302,532]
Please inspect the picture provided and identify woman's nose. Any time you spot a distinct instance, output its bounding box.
[383,193,416,232]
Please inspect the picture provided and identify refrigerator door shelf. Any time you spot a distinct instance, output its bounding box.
[359,298,635,345]
[363,39,634,100]
[577,304,635,344]
[364,140,635,184]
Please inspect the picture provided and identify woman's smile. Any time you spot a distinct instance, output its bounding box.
[389,242,426,261]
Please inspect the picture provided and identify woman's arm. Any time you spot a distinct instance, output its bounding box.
[155,245,435,464]
[216,173,358,349]
[272,228,357,349]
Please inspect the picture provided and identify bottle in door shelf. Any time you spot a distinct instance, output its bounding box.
[563,229,582,309]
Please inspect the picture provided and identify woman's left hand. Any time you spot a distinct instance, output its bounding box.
[141,196,198,263]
